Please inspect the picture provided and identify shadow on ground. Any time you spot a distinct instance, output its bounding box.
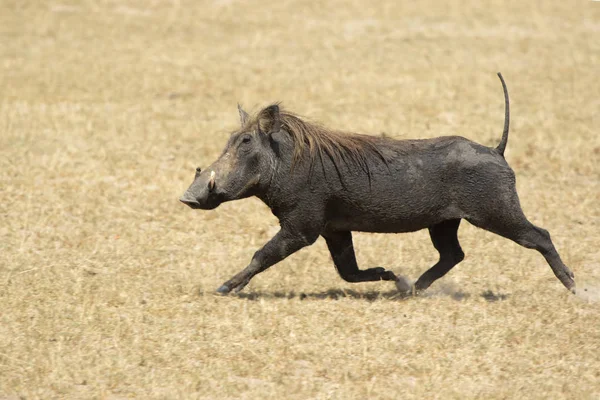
[201,288,510,302]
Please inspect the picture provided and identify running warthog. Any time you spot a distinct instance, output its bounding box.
[180,73,575,295]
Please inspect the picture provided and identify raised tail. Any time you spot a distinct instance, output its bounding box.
[496,72,510,156]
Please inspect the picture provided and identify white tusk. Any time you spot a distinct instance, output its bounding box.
[209,171,216,190]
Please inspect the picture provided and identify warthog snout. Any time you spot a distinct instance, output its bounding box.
[179,193,200,208]
[180,167,221,210]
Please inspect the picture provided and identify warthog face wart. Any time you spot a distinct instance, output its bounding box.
[179,74,575,296]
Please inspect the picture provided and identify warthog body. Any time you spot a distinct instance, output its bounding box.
[180,74,575,295]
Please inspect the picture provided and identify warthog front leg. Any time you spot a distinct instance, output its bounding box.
[323,231,398,283]
[216,227,319,294]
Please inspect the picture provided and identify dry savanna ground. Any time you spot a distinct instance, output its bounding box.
[1,0,599,398]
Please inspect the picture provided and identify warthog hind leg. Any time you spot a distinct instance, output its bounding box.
[414,218,465,292]
[468,214,575,293]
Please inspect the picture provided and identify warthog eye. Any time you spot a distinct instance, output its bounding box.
[241,134,252,144]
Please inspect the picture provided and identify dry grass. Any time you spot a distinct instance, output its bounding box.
[1,0,600,398]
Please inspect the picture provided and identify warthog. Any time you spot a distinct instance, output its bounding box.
[180,73,575,295]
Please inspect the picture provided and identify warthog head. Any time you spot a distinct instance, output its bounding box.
[179,104,280,210]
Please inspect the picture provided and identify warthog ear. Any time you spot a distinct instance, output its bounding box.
[263,104,281,133]
[238,103,249,127]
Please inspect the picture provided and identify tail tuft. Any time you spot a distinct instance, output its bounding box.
[496,72,510,156]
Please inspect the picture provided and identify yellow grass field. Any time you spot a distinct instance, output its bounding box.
[1,0,599,398]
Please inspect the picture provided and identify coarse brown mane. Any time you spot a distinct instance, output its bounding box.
[243,104,388,175]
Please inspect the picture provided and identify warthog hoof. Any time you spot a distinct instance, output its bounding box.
[366,267,397,282]
[216,284,231,295]
[394,276,412,293]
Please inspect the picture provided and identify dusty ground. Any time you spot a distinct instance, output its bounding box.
[1,0,599,398]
